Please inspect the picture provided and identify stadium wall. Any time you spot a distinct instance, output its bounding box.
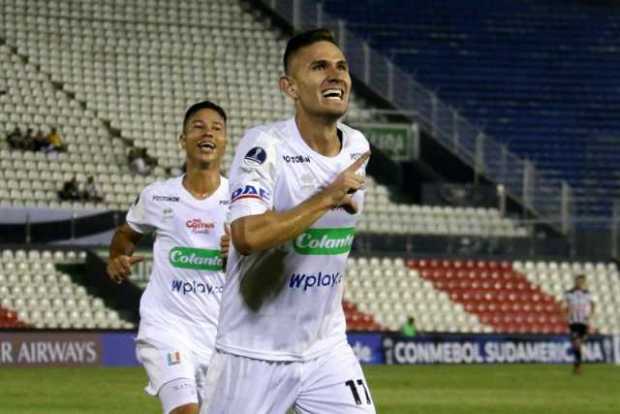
[1,331,617,367]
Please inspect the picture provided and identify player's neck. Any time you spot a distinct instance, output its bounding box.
[295,112,340,157]
[183,163,220,200]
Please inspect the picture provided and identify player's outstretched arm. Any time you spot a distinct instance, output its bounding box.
[231,152,369,256]
[107,223,145,284]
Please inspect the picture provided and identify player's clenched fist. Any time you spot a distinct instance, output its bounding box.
[107,255,144,284]
[324,151,370,214]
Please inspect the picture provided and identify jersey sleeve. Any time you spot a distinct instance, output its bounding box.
[126,186,157,234]
[228,127,279,223]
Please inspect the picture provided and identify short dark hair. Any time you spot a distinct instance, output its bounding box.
[283,28,338,73]
[183,100,227,131]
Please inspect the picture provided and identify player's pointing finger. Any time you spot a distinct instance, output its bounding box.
[344,151,370,173]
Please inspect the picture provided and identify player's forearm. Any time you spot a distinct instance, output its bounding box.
[231,189,335,255]
[108,224,141,259]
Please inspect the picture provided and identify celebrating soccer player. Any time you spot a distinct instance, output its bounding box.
[564,274,596,374]
[107,101,230,414]
[201,29,375,414]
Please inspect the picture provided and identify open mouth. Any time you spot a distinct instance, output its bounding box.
[198,141,216,153]
[321,88,344,101]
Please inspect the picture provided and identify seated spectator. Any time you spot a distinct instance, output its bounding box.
[128,147,157,176]
[6,127,23,149]
[58,176,81,201]
[400,316,417,337]
[82,176,103,202]
[47,127,67,152]
[33,129,52,152]
[143,148,158,169]
[22,128,35,151]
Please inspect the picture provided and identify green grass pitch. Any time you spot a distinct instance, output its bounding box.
[0,364,618,413]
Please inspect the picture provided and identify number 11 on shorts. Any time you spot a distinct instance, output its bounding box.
[345,379,372,405]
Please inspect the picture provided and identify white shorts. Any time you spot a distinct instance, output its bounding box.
[136,339,210,413]
[201,342,376,414]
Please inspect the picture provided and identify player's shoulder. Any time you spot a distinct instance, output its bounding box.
[129,176,181,209]
[241,119,289,148]
[145,176,182,193]
[338,121,370,152]
[235,120,291,171]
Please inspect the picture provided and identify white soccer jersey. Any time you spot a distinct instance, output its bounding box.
[565,288,595,325]
[216,117,369,362]
[127,175,228,357]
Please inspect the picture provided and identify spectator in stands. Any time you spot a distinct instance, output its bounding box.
[58,176,81,201]
[128,147,151,175]
[47,127,67,152]
[33,129,52,152]
[82,176,103,202]
[400,316,417,337]
[143,147,158,169]
[22,128,35,151]
[6,126,23,149]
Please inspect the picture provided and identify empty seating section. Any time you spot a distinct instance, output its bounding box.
[2,247,618,333]
[343,300,383,331]
[0,0,372,210]
[516,260,620,335]
[407,259,619,334]
[345,257,488,332]
[409,259,566,334]
[0,45,131,210]
[0,249,134,329]
[322,0,620,216]
[361,177,527,237]
[0,0,529,237]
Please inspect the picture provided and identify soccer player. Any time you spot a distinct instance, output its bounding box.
[564,274,596,374]
[201,29,375,414]
[106,100,229,414]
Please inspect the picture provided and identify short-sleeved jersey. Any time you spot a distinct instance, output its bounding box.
[127,175,228,356]
[215,118,370,362]
[565,288,595,325]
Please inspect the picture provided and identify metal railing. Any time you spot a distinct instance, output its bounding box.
[262,0,574,235]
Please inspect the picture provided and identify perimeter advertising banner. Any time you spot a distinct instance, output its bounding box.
[0,332,138,367]
[0,332,617,366]
[382,334,616,365]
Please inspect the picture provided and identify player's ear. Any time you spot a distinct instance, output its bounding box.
[279,75,298,100]
[178,133,186,150]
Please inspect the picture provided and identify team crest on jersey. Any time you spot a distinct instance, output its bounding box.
[231,185,271,204]
[166,351,181,366]
[244,147,267,165]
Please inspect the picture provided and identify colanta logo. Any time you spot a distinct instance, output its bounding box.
[169,247,223,271]
[293,228,355,255]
